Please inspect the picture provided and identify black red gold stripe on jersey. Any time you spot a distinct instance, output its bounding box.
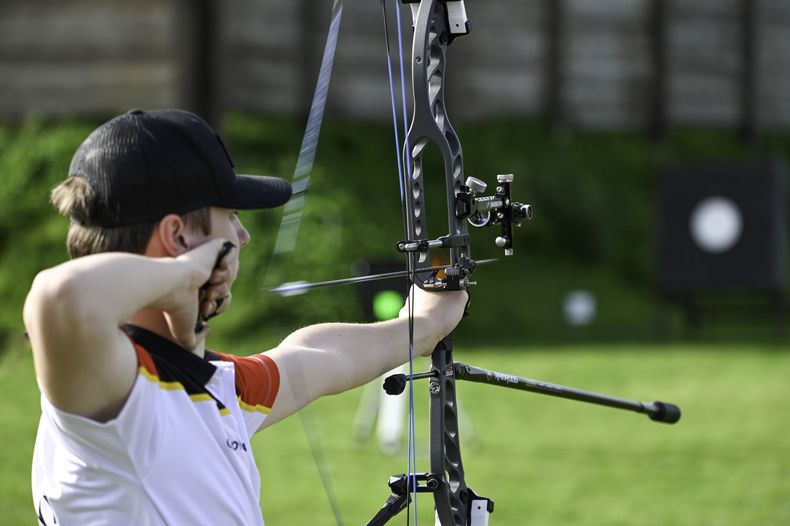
[122,324,229,414]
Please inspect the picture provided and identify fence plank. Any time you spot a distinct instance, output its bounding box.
[2,0,790,132]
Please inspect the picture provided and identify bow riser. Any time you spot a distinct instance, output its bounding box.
[429,334,469,525]
[404,2,476,525]
[405,0,470,269]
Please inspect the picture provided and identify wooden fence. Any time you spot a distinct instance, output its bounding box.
[1,0,789,136]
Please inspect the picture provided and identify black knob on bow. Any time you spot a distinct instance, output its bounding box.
[383,374,407,395]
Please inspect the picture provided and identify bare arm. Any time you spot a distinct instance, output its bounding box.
[263,287,467,426]
[23,239,227,421]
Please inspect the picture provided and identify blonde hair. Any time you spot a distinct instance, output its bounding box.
[51,177,212,259]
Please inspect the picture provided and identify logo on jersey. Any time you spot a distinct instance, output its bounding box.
[226,438,248,452]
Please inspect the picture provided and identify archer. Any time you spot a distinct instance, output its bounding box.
[23,108,468,525]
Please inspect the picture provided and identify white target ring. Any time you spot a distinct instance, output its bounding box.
[689,196,743,254]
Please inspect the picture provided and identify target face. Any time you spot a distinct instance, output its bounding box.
[689,196,743,254]
[658,162,785,293]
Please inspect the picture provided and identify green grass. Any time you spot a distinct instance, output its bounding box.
[2,342,789,525]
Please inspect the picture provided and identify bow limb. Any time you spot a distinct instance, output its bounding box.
[263,1,346,524]
[270,0,344,258]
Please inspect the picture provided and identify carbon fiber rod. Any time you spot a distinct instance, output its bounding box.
[453,363,681,424]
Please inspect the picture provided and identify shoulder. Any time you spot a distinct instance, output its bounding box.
[208,351,280,414]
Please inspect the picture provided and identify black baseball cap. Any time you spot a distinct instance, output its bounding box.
[68,109,292,227]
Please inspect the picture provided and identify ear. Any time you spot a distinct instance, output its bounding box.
[153,214,191,257]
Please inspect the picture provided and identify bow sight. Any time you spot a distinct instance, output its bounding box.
[458,174,533,256]
[396,174,532,290]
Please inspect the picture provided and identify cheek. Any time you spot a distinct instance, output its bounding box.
[213,217,236,239]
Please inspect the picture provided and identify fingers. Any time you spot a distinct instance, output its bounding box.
[395,286,469,358]
[399,285,468,314]
[212,292,232,316]
[206,259,237,287]
[405,286,469,328]
[196,241,237,323]
[196,237,229,265]
[199,251,236,312]
[200,291,232,319]
[160,239,236,347]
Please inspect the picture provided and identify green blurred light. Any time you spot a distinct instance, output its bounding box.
[373,290,403,320]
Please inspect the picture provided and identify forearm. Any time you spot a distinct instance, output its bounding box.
[262,287,466,425]
[273,316,441,402]
[24,241,226,420]
[27,253,189,332]
[23,253,190,419]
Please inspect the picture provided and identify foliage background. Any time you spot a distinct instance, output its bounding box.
[2,115,788,350]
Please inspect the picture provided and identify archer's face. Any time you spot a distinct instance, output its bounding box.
[208,207,251,249]
[185,207,250,293]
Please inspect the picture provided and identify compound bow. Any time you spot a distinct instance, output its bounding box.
[369,2,527,524]
[273,1,680,525]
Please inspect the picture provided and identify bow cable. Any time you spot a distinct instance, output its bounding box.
[396,4,420,521]
[382,1,420,523]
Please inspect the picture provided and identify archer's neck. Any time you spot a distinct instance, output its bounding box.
[127,309,206,358]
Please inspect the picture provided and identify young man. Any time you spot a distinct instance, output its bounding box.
[24,109,467,525]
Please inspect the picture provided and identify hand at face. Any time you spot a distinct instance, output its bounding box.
[192,208,246,323]
[161,238,232,349]
[198,241,238,320]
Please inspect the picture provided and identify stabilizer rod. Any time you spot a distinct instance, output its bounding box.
[453,363,681,424]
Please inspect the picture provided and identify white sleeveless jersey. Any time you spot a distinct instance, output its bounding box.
[32,325,280,526]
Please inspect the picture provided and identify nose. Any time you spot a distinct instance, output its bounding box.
[236,217,251,247]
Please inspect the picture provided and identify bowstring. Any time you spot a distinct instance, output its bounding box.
[381,0,407,211]
[395,3,421,522]
[382,1,420,523]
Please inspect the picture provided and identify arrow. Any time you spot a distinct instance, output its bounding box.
[270,258,497,296]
